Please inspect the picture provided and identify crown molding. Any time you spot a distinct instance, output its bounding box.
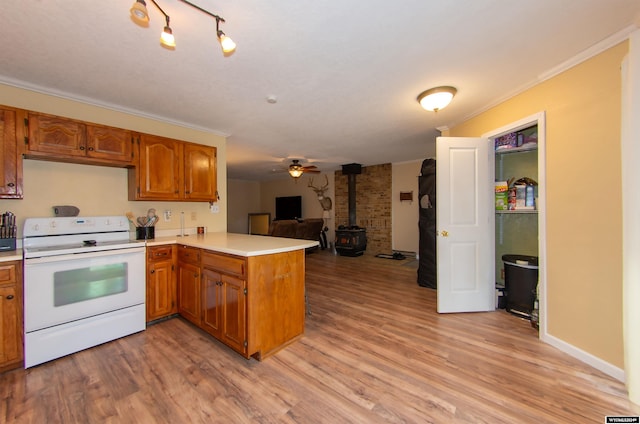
[0,77,230,137]
[445,24,638,131]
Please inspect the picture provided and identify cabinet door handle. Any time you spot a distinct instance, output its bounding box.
[150,269,155,274]
[5,295,14,300]
[79,146,85,150]
[7,183,15,187]
[88,147,94,151]
[217,281,222,286]
[194,273,199,278]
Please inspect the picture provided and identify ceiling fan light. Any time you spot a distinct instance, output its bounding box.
[289,163,304,178]
[130,0,149,25]
[417,86,457,112]
[160,26,176,48]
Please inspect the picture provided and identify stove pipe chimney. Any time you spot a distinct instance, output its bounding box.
[341,163,362,227]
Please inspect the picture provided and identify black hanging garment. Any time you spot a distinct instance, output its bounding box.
[417,158,437,288]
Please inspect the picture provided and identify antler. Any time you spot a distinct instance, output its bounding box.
[308,175,329,192]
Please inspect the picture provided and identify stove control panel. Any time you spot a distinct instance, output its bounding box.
[24,216,130,237]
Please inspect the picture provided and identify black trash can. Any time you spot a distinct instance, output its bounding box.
[502,254,538,318]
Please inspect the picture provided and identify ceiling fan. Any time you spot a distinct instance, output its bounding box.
[287,159,320,178]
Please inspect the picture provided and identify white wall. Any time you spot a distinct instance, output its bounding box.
[392,160,423,255]
[260,173,335,244]
[227,164,431,252]
[227,179,262,234]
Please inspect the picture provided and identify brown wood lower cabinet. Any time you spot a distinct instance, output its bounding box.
[201,252,247,355]
[172,245,306,360]
[177,245,201,326]
[146,245,177,322]
[0,261,23,372]
[245,250,306,360]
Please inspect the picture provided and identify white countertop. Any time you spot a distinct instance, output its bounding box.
[146,232,318,257]
[0,249,22,262]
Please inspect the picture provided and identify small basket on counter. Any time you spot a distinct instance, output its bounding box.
[0,212,17,252]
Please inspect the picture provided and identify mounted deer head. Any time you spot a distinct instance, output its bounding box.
[308,175,333,211]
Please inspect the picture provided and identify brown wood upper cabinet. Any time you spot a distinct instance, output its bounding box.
[25,112,134,166]
[0,107,24,199]
[184,142,218,201]
[129,134,217,202]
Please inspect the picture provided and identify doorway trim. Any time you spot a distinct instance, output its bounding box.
[482,111,547,340]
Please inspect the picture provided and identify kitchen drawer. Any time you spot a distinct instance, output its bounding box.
[0,263,17,285]
[202,251,245,277]
[177,245,200,265]
[147,245,174,262]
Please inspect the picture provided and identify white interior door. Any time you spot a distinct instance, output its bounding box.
[436,137,494,313]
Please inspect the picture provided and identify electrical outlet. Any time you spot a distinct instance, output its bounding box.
[164,210,172,221]
[210,202,220,214]
[191,211,197,220]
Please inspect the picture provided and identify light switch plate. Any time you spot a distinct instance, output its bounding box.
[210,203,220,214]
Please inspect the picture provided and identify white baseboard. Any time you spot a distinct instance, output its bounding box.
[541,333,626,382]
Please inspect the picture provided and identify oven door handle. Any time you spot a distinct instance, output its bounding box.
[24,246,146,264]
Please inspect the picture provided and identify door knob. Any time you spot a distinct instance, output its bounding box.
[440,230,449,237]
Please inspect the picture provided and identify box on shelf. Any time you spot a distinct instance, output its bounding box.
[520,126,538,148]
[495,181,508,210]
[495,126,538,151]
[495,133,517,151]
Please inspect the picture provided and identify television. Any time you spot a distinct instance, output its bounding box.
[275,196,302,220]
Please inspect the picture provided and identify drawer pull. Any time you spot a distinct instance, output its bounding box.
[5,295,14,300]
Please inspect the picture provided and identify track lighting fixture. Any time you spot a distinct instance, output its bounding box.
[160,21,176,49]
[130,0,150,25]
[216,19,236,54]
[417,86,457,112]
[129,0,235,54]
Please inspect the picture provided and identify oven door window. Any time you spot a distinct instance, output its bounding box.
[54,263,128,306]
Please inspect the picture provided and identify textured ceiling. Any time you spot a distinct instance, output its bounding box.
[1,1,639,180]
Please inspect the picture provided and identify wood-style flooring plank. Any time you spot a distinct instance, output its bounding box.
[1,250,638,423]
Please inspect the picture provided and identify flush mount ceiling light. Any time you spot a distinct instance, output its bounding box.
[129,0,235,54]
[417,86,457,112]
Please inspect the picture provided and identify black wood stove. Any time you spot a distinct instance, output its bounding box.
[335,163,367,256]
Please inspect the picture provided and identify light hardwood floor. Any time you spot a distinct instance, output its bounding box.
[1,251,638,423]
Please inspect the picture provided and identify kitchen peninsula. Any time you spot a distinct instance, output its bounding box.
[147,232,318,360]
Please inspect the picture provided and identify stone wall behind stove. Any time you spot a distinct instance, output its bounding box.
[334,163,392,255]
